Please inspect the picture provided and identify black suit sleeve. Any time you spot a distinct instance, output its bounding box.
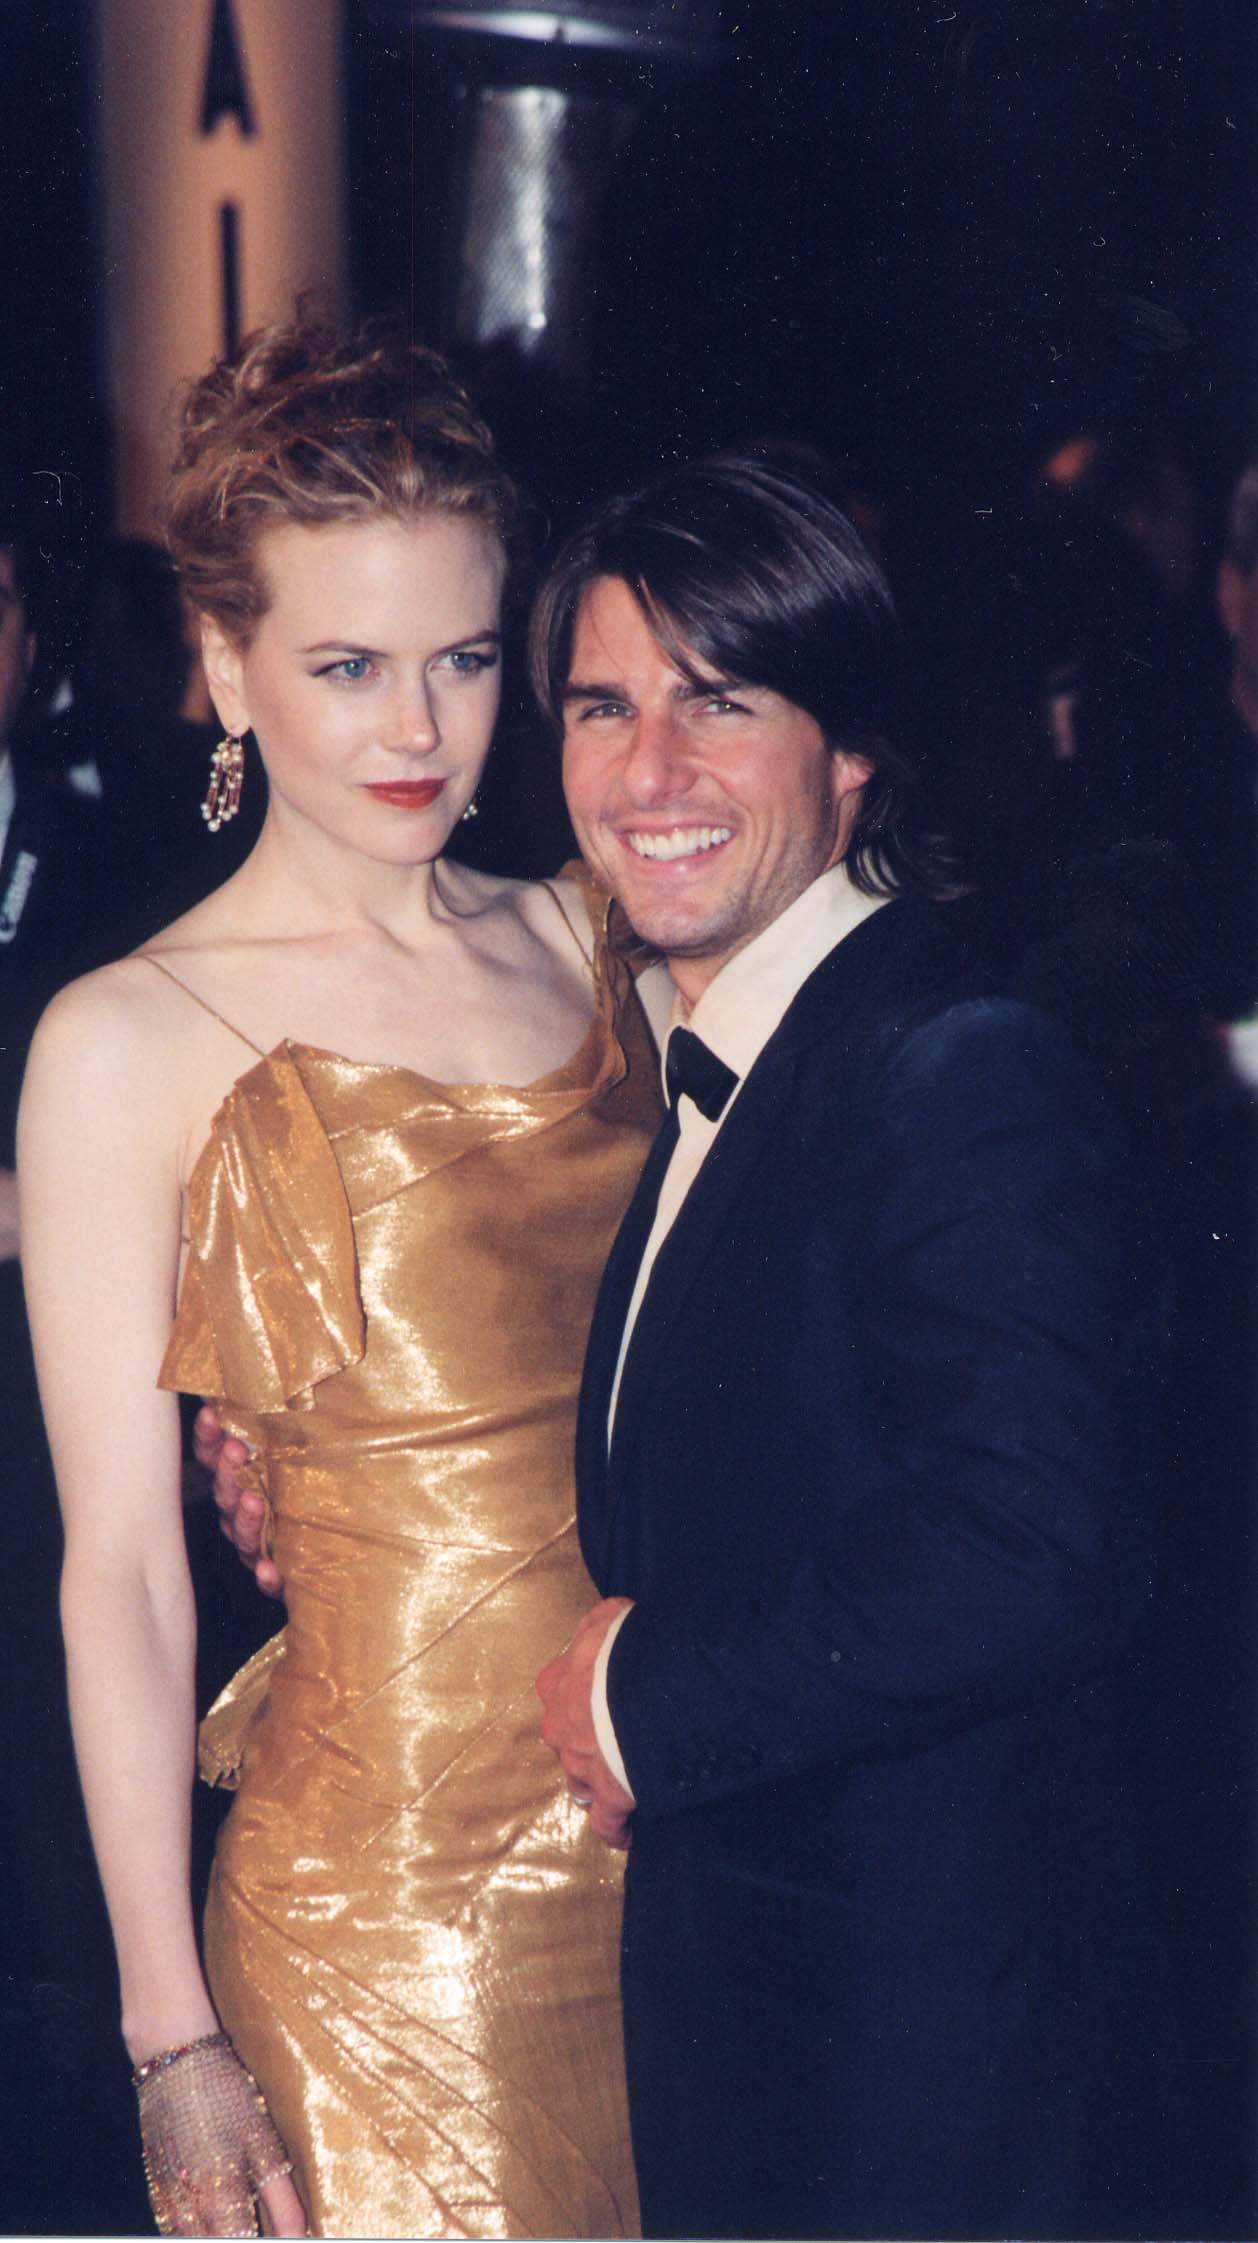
[606,999,1165,1815]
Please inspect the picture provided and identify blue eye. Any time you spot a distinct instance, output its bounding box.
[444,647,499,677]
[318,655,373,683]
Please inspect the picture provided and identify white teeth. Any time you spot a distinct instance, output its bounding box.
[625,826,732,861]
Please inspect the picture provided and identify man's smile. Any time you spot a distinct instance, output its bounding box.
[621,825,733,862]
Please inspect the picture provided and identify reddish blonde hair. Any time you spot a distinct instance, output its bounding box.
[162,318,518,643]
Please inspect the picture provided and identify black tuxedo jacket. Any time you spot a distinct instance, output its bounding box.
[578,895,1185,2241]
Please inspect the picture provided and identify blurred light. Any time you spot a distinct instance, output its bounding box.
[1042,435,1100,492]
[407,3,722,58]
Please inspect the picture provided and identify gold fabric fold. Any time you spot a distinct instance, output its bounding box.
[159,1051,365,1412]
[161,876,661,2239]
[198,1631,288,1791]
[297,1004,628,1218]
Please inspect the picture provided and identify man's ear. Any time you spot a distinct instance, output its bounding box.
[831,747,875,801]
[199,615,250,738]
[1218,558,1248,644]
[827,747,875,865]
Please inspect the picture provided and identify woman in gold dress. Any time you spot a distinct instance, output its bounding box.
[19,323,657,2239]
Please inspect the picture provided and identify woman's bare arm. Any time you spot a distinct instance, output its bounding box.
[19,970,219,2058]
[19,972,308,2235]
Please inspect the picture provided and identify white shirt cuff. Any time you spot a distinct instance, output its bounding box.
[591,1603,636,1800]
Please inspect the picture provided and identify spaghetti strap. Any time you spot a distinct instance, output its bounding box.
[137,954,270,1059]
[539,877,595,973]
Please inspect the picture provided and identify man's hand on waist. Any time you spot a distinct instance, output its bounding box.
[537,1597,636,1849]
[194,1403,284,1599]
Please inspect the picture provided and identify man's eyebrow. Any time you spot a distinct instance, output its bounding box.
[562,672,741,704]
[676,673,743,700]
[563,677,624,703]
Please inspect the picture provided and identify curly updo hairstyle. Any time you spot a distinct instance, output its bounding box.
[162,318,519,644]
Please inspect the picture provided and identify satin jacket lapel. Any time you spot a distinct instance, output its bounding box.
[602,1036,801,1520]
[576,1105,680,1566]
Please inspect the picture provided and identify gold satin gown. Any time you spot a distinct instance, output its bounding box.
[157,886,659,2239]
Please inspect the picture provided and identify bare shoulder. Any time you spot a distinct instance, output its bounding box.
[23,946,199,1139]
[33,858,260,1076]
[520,865,598,960]
[440,861,597,963]
[543,862,596,928]
[31,954,175,1076]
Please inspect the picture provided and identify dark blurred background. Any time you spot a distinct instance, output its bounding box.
[7,5,1257,509]
[6,1,1257,868]
[1,1,1255,2231]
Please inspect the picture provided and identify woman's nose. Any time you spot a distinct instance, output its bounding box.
[389,675,439,754]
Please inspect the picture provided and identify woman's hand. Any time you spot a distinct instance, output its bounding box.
[134,2032,308,2236]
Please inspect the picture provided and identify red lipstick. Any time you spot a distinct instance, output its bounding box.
[364,779,446,810]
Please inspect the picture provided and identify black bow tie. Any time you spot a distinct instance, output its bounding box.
[664,1026,738,1122]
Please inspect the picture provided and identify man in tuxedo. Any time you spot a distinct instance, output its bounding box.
[0,531,43,1250]
[532,453,1187,2241]
[0,516,110,1329]
[0,520,112,1273]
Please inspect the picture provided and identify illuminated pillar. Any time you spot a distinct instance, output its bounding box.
[94,0,349,537]
[372,3,723,384]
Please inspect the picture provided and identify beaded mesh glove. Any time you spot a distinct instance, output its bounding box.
[133,2031,294,2237]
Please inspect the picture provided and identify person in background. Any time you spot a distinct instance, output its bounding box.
[1182,459,1258,1033]
[0,499,150,2233]
[32,535,263,950]
[1123,455,1258,2228]
[0,511,98,1251]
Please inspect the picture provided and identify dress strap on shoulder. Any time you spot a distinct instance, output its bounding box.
[137,954,270,1059]
[538,876,596,972]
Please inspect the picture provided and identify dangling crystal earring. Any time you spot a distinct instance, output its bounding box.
[202,733,245,832]
[460,796,479,823]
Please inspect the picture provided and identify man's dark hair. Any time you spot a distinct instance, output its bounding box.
[530,449,951,897]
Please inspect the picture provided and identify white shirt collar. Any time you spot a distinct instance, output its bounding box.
[663,861,889,1091]
[0,750,14,863]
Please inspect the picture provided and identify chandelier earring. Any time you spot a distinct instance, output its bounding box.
[202,732,245,833]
